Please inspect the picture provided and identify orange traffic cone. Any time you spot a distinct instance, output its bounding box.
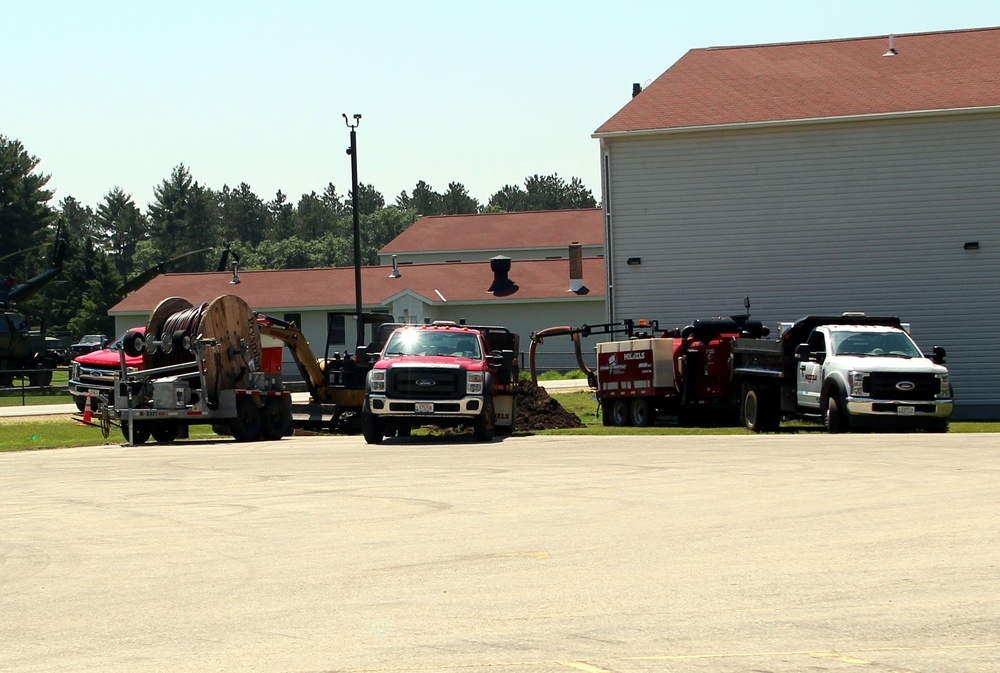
[82,392,92,424]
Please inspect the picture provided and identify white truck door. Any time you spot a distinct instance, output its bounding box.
[796,330,825,409]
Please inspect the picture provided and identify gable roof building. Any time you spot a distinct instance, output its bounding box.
[378,208,603,265]
[594,27,1000,419]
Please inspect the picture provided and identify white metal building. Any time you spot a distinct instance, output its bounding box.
[594,28,1000,418]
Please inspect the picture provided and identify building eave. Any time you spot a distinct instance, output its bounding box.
[592,105,1000,140]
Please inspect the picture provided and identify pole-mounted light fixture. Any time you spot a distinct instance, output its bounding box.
[343,113,364,349]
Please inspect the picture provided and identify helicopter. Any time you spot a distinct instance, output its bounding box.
[0,224,67,387]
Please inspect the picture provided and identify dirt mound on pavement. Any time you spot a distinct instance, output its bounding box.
[515,380,585,430]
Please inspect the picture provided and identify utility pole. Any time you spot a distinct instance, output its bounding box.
[343,113,364,349]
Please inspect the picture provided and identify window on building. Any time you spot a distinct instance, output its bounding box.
[327,313,346,345]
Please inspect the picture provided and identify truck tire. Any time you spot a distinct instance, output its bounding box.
[28,368,53,387]
[743,384,780,433]
[151,422,180,444]
[261,397,293,440]
[121,420,151,445]
[474,395,496,442]
[361,400,384,445]
[825,393,849,434]
[609,398,630,427]
[230,396,262,442]
[630,398,653,427]
[601,400,612,426]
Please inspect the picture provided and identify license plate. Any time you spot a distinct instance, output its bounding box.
[89,389,100,396]
[897,405,915,416]
[415,402,433,413]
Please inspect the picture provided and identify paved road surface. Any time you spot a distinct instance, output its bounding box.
[2,433,998,672]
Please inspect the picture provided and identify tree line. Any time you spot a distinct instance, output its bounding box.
[1,134,597,339]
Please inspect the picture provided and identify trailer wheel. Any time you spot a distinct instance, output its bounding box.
[743,384,779,433]
[230,396,262,442]
[630,398,653,427]
[361,400,384,444]
[825,393,849,434]
[474,395,496,442]
[609,398,630,426]
[261,397,293,440]
[121,420,151,445]
[151,422,180,444]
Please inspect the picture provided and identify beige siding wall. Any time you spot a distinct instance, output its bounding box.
[603,112,1000,417]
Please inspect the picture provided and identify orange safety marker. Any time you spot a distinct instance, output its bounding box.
[81,392,92,424]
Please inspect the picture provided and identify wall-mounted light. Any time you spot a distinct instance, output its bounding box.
[626,257,642,266]
[964,241,980,250]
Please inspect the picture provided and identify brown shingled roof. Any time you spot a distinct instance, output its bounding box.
[595,27,1000,135]
[109,258,605,314]
[379,208,603,255]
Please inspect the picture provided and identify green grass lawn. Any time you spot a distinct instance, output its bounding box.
[2,389,997,452]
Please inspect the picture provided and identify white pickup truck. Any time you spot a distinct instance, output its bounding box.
[732,314,953,433]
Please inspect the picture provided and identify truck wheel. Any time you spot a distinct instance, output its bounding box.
[609,398,630,426]
[926,419,949,433]
[121,420,151,445]
[825,394,849,434]
[630,398,653,427]
[474,396,496,442]
[743,385,780,433]
[361,400,384,444]
[261,397,293,440]
[601,400,612,426]
[75,396,88,413]
[151,422,180,444]
[230,396,262,442]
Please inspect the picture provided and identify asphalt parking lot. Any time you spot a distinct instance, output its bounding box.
[2,433,998,673]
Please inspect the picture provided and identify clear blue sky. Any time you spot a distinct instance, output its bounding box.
[4,1,998,211]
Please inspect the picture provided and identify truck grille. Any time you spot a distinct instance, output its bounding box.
[868,372,939,401]
[388,367,464,399]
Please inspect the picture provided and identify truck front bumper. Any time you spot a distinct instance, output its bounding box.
[367,394,484,419]
[845,397,954,419]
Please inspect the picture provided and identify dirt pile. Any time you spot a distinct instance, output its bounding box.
[514,380,585,430]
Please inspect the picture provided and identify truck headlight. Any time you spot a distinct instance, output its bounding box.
[849,371,869,397]
[936,375,950,398]
[467,371,484,394]
[70,362,80,380]
[370,370,386,392]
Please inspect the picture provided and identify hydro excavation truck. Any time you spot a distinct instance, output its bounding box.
[362,321,519,443]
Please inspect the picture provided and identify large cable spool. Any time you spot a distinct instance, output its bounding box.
[143,294,263,408]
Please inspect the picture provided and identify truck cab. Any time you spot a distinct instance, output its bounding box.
[362,321,518,443]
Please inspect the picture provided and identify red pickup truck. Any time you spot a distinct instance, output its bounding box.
[68,327,145,412]
[361,321,519,443]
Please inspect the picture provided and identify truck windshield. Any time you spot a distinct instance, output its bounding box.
[383,330,481,359]
[831,331,922,358]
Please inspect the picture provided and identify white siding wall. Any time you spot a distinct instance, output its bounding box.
[603,112,1000,418]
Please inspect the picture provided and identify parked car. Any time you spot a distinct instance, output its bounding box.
[68,328,144,412]
[69,334,109,357]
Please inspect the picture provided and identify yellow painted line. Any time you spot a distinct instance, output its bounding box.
[557,662,615,673]
[813,651,874,665]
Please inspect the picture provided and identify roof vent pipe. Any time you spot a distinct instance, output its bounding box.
[488,255,515,295]
[568,242,587,293]
[389,254,400,278]
[883,34,897,56]
[632,82,642,98]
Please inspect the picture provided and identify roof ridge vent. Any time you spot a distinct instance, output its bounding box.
[883,34,897,56]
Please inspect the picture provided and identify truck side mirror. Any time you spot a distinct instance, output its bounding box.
[932,345,947,365]
[794,343,811,361]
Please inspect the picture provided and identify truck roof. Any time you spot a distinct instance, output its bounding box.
[780,315,902,345]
